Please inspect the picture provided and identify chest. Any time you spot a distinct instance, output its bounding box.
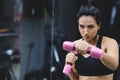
[75,55,113,76]
[76,55,103,69]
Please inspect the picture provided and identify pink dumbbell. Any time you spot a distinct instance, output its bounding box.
[62,41,103,75]
[62,41,75,75]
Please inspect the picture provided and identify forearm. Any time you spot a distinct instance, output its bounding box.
[100,52,119,71]
[68,69,79,80]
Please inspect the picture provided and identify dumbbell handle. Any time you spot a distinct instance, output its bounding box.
[62,41,103,75]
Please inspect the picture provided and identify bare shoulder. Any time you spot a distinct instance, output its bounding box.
[103,36,118,43]
[102,36,118,46]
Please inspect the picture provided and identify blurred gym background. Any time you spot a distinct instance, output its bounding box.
[0,0,120,80]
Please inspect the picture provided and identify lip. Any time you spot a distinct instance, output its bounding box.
[84,35,89,37]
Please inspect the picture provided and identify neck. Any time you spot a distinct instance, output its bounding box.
[88,35,99,46]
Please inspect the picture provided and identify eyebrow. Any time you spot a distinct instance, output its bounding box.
[79,24,94,26]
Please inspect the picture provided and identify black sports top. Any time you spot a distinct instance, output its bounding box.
[75,36,114,76]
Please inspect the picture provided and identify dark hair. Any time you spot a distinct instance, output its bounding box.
[77,4,102,25]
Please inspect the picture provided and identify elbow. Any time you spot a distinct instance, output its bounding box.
[112,66,118,71]
[111,62,119,71]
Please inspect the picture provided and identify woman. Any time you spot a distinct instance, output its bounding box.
[64,4,119,80]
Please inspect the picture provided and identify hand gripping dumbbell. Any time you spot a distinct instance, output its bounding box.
[62,41,103,75]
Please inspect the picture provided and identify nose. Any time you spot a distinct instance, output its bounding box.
[84,28,89,35]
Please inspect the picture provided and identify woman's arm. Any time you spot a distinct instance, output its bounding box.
[74,37,119,71]
[65,52,79,80]
[68,64,79,80]
[100,38,119,71]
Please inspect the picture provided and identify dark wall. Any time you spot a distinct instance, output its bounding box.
[0,0,14,19]
[22,0,51,19]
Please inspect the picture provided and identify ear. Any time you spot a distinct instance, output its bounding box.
[97,26,100,30]
[97,23,101,30]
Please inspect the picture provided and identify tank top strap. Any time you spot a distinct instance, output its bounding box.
[96,35,103,48]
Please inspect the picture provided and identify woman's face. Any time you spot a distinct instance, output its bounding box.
[78,15,100,42]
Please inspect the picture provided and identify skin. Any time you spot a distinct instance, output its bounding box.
[65,15,119,80]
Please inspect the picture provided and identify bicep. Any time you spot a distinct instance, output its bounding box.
[106,39,119,60]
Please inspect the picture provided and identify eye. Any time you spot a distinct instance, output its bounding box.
[79,25,84,29]
[88,25,94,29]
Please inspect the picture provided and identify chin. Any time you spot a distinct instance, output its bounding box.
[83,37,89,40]
[84,38,91,42]
[83,38,89,41]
